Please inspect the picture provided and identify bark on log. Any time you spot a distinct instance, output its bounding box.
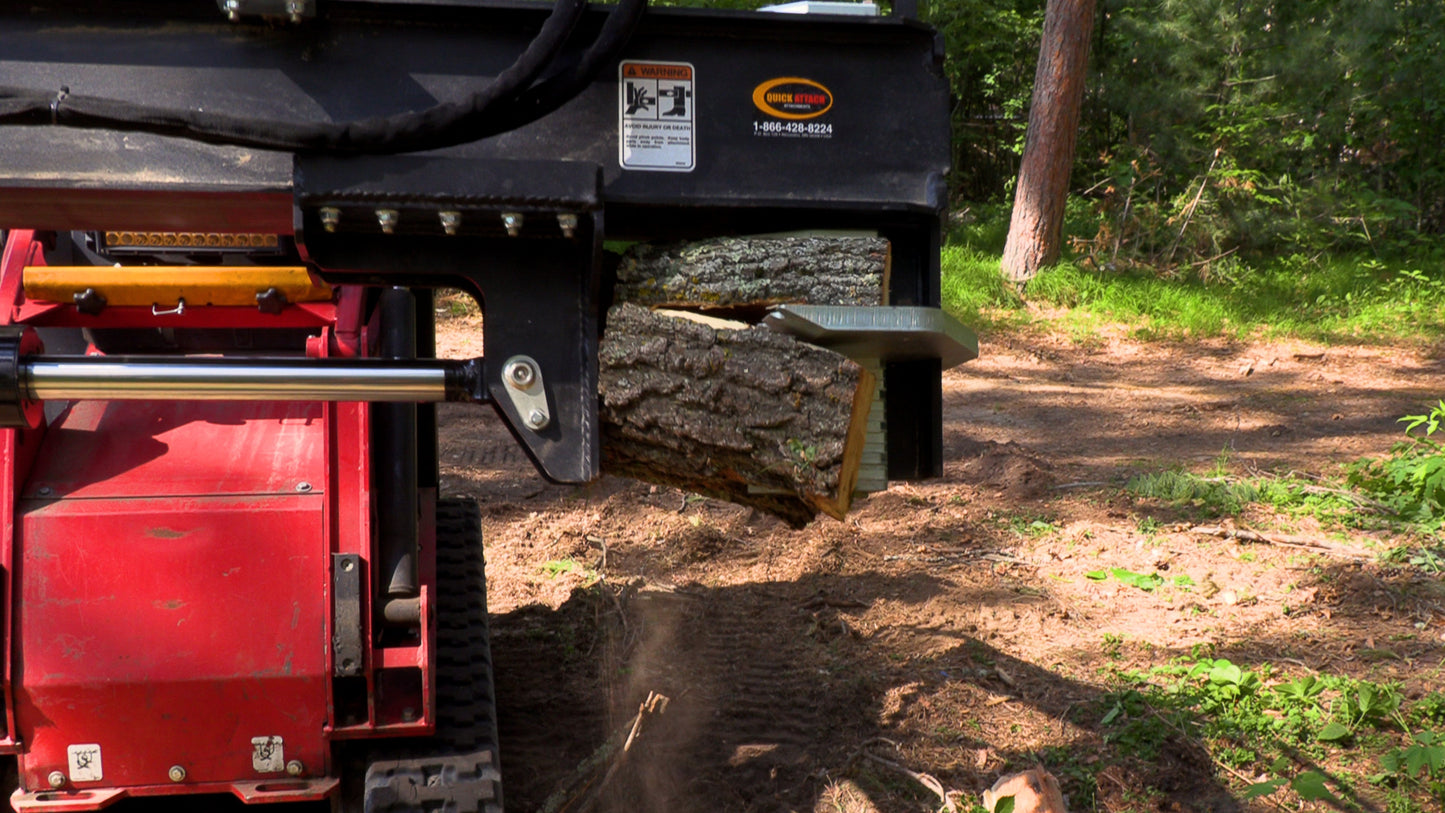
[615,236,888,311]
[598,303,874,528]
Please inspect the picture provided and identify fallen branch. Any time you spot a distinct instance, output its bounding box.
[1189,525,1372,561]
[849,739,957,813]
[538,692,671,813]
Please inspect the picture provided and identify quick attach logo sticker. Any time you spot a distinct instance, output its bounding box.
[619,61,695,172]
[751,77,833,139]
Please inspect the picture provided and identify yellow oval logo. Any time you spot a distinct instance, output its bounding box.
[752,77,833,120]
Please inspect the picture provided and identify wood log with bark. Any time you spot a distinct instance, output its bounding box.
[615,235,888,313]
[598,303,873,528]
[591,235,889,526]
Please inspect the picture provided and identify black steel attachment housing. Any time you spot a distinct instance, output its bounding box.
[0,0,954,480]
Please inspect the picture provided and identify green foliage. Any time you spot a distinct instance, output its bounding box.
[1382,732,1445,781]
[1126,470,1258,516]
[1092,658,1444,808]
[1349,402,1445,528]
[1085,567,1166,592]
[925,1,1044,201]
[1075,0,1445,265]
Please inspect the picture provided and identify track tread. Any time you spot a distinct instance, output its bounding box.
[364,499,503,813]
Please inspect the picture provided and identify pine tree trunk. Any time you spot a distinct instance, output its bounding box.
[1001,0,1097,284]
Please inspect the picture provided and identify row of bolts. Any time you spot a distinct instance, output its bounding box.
[319,207,578,239]
[47,760,307,787]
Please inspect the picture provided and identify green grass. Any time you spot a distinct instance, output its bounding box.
[1091,659,1445,810]
[941,210,1445,345]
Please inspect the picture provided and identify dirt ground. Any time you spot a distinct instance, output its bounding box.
[435,313,1445,813]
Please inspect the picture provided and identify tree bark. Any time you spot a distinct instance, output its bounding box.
[598,303,874,528]
[1001,0,1097,284]
[615,236,887,312]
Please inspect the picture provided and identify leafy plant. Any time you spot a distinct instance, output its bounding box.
[1382,732,1445,782]
[1085,567,1166,592]
[1349,402,1445,527]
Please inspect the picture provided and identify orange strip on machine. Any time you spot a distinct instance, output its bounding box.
[22,266,334,307]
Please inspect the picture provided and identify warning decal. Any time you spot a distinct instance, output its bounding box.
[251,735,285,773]
[619,61,695,172]
[67,744,103,783]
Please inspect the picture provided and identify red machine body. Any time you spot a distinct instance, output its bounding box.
[0,231,438,810]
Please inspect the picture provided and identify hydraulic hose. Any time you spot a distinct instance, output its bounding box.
[0,0,605,155]
[472,0,648,137]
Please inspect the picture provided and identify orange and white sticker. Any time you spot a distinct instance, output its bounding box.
[619,61,695,172]
[752,77,833,120]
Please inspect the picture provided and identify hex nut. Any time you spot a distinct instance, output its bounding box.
[168,765,186,783]
[47,771,65,789]
[286,760,304,777]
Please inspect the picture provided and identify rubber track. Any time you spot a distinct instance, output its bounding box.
[364,500,504,813]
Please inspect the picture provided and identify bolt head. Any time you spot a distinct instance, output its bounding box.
[168,765,186,783]
[526,409,548,430]
[557,213,578,238]
[500,212,524,237]
[505,360,536,388]
[285,760,304,777]
[47,771,65,789]
[438,210,462,236]
[296,481,313,493]
[376,209,400,235]
[319,207,341,233]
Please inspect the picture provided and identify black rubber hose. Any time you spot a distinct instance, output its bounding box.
[0,0,591,154]
[472,0,648,137]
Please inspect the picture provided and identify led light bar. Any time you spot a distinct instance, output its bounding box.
[102,231,281,251]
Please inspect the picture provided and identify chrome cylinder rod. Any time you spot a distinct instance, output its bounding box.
[23,356,484,403]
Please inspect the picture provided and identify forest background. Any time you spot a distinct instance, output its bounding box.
[682,0,1445,341]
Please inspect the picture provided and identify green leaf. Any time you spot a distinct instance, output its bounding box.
[1111,567,1165,591]
[1173,574,1196,587]
[1085,570,1108,581]
[1101,702,1123,726]
[1209,662,1243,686]
[1317,722,1352,743]
[1290,771,1341,805]
[991,795,1016,813]
[1398,739,1445,777]
[1241,778,1287,799]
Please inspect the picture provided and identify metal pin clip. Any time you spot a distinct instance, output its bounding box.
[152,299,187,317]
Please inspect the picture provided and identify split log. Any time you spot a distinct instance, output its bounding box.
[614,235,888,313]
[598,303,874,527]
